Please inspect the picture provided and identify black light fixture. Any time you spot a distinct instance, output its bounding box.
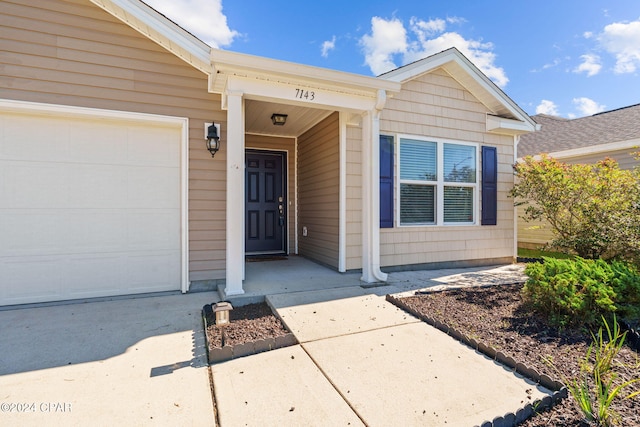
[205,122,220,158]
[271,113,288,126]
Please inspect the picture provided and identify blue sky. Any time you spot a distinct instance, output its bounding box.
[144,0,640,118]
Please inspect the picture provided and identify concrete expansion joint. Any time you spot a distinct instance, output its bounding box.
[298,343,368,427]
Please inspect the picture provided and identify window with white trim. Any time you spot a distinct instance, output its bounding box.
[398,137,478,226]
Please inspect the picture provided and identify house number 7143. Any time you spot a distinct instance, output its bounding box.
[295,89,315,101]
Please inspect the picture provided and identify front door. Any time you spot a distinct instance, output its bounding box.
[245,151,286,254]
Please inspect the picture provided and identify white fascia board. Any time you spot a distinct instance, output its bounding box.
[381,49,537,130]
[522,138,640,161]
[210,48,400,97]
[486,114,539,135]
[91,0,212,75]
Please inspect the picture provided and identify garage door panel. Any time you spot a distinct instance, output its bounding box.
[68,164,129,208]
[126,125,181,167]
[1,115,72,163]
[69,121,129,164]
[1,210,128,257]
[127,211,180,250]
[127,167,180,209]
[65,255,124,297]
[125,251,181,292]
[3,163,70,208]
[2,257,64,304]
[0,108,184,306]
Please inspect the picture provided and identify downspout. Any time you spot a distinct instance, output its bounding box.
[361,89,388,283]
[513,134,520,263]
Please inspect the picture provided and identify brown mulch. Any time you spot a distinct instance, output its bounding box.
[205,302,289,349]
[400,283,640,426]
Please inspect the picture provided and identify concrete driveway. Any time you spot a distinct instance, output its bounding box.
[0,291,219,426]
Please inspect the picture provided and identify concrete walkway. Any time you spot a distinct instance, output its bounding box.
[212,282,553,427]
[0,291,219,426]
[0,261,536,426]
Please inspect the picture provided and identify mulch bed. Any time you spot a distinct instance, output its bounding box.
[203,302,297,363]
[398,283,640,426]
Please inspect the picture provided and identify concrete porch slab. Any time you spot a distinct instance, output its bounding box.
[267,287,420,343]
[302,322,552,426]
[211,345,364,427]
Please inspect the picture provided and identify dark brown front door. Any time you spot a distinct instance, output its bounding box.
[245,151,286,254]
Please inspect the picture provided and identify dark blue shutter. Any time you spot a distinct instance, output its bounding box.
[380,135,394,228]
[481,146,497,225]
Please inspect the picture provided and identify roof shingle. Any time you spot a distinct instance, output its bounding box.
[518,103,640,157]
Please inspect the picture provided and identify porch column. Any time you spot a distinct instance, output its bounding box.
[361,95,388,283]
[225,90,245,296]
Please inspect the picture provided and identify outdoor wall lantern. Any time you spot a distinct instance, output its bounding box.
[271,113,288,126]
[205,122,221,158]
[213,301,233,326]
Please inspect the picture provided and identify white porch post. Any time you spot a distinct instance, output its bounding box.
[361,91,388,283]
[225,90,245,295]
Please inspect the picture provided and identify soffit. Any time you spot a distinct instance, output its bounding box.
[245,100,333,138]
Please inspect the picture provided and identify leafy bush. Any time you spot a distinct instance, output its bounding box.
[523,258,640,327]
[512,155,640,264]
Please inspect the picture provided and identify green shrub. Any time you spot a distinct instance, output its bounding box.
[522,258,640,327]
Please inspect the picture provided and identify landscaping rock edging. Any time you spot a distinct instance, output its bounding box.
[386,294,568,427]
[621,320,640,351]
[202,304,298,364]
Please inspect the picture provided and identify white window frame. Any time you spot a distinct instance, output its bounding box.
[396,134,479,227]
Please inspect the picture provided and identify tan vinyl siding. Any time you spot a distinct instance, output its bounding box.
[345,125,363,270]
[246,134,297,253]
[298,112,340,267]
[0,0,226,281]
[379,69,515,268]
[517,148,639,249]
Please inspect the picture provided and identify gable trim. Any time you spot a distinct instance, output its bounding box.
[380,48,538,133]
[90,0,212,75]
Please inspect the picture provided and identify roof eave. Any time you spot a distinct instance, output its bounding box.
[487,114,540,136]
[209,48,401,97]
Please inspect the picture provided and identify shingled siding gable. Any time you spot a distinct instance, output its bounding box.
[0,0,226,282]
[378,69,515,268]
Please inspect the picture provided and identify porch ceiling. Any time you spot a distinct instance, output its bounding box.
[245,99,333,138]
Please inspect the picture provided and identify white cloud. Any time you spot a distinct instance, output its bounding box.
[573,53,602,76]
[597,19,640,74]
[360,17,408,75]
[411,17,446,38]
[142,0,238,48]
[573,97,606,116]
[321,36,336,58]
[535,100,559,116]
[360,16,508,87]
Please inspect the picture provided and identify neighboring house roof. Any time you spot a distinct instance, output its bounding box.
[519,103,640,157]
[380,48,539,135]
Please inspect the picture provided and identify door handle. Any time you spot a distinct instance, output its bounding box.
[278,196,285,226]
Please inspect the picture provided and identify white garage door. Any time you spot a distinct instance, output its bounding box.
[0,105,185,306]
